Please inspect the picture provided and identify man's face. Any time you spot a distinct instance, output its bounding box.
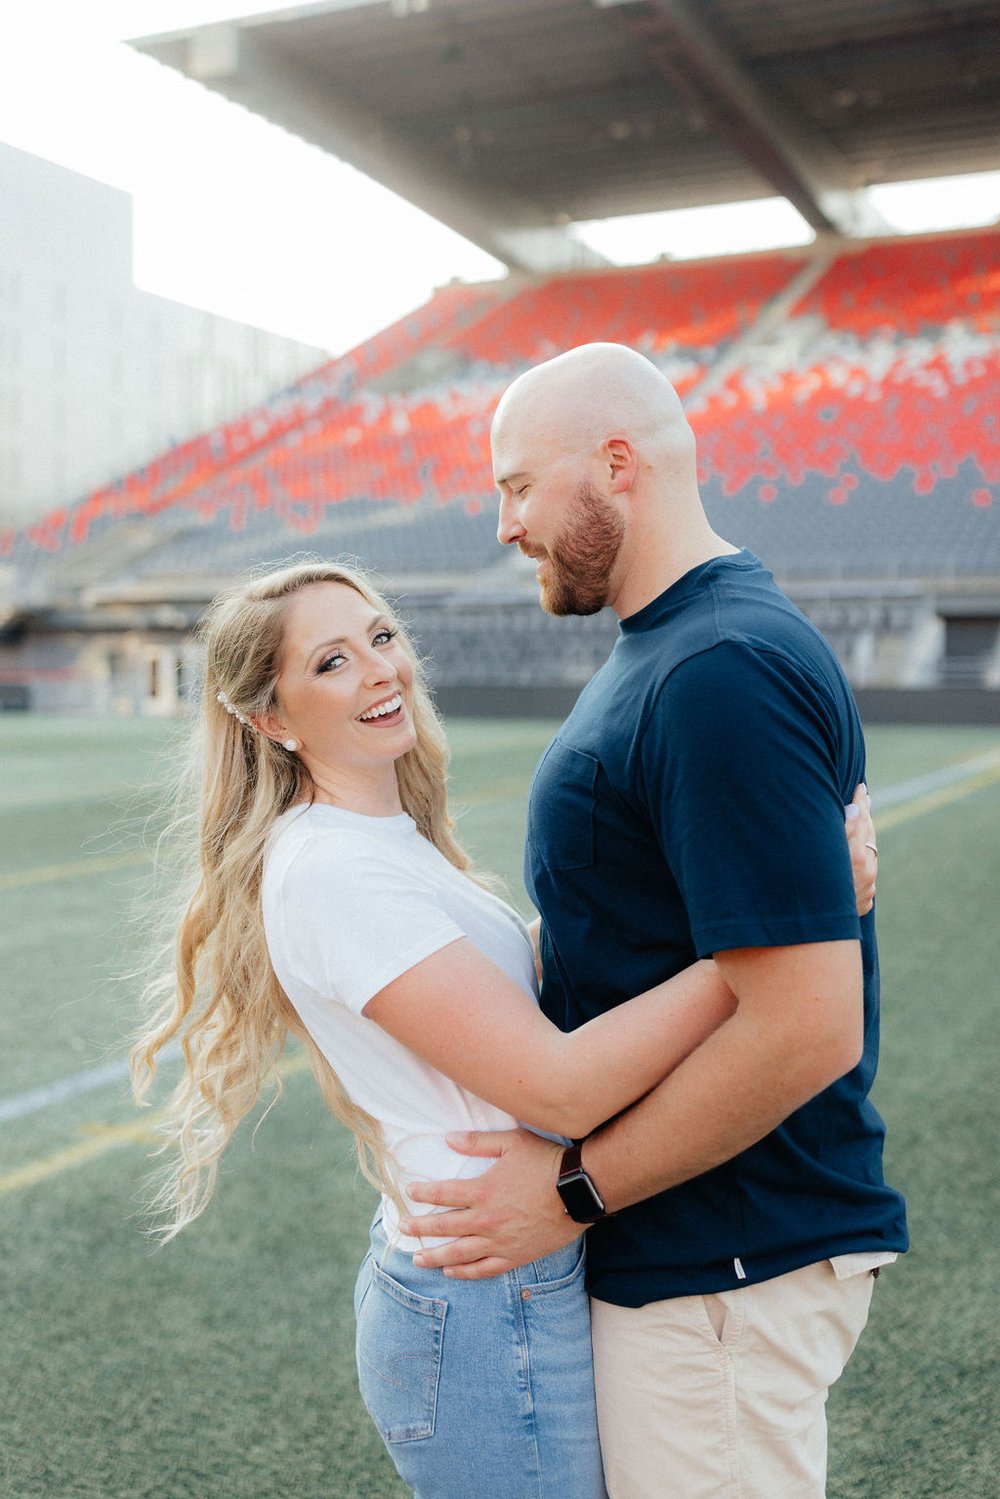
[494,419,624,617]
[520,479,624,617]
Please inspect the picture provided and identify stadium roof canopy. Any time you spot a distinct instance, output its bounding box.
[137,0,1000,274]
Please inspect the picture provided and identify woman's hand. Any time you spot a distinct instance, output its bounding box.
[845,783,878,915]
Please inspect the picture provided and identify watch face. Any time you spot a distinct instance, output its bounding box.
[558,1169,605,1223]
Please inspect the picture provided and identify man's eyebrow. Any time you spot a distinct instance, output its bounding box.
[495,470,528,490]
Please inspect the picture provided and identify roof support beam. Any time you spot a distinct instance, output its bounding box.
[600,0,890,237]
[164,22,605,274]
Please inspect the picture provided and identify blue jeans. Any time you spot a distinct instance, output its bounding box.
[354,1217,609,1499]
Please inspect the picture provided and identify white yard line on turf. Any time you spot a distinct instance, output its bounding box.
[0,1042,180,1124]
[869,746,1000,810]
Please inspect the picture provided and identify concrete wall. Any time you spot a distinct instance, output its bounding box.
[0,627,200,716]
[0,143,326,530]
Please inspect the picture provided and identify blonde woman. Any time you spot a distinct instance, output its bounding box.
[132,561,877,1499]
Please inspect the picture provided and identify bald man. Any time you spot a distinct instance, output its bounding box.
[401,344,907,1498]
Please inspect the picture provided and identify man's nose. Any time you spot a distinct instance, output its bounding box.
[497,494,526,546]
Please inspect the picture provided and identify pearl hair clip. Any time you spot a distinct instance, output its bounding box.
[216,688,250,727]
[216,687,298,751]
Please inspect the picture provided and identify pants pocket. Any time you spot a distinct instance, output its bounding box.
[696,1289,745,1349]
[523,1235,587,1296]
[355,1259,447,1444]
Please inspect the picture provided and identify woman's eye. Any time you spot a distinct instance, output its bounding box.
[318,652,346,674]
[373,629,397,646]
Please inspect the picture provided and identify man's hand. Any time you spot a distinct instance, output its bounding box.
[399,1128,578,1279]
[845,783,878,915]
[526,915,543,987]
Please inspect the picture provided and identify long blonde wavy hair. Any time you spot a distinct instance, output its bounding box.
[130,560,472,1242]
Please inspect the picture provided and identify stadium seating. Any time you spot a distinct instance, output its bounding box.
[685,232,999,580]
[792,232,1000,337]
[6,231,998,628]
[442,254,807,378]
[1,280,503,560]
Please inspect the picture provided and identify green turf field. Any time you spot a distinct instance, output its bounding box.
[1,715,999,1498]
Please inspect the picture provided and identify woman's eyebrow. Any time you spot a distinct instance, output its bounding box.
[304,615,388,669]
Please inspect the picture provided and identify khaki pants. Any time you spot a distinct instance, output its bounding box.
[590,1260,876,1498]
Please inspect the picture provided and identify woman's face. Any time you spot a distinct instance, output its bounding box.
[269,581,417,797]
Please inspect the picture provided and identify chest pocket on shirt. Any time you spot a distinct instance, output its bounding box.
[529,741,599,871]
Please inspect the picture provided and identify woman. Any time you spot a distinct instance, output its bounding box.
[132,561,878,1499]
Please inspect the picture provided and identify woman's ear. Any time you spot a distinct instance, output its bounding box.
[250,710,286,745]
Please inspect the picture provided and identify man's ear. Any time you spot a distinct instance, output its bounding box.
[605,436,637,494]
[251,710,286,744]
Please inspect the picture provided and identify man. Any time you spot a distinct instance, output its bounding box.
[399,343,908,1497]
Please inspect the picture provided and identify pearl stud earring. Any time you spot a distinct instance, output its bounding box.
[283,738,300,752]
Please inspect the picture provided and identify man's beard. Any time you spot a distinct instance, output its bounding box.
[523,481,625,617]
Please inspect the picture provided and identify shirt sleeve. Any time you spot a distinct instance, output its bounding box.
[641,640,862,956]
[273,830,465,1013]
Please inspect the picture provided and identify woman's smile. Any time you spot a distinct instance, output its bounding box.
[357,691,405,725]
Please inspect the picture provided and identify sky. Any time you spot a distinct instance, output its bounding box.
[1,0,999,355]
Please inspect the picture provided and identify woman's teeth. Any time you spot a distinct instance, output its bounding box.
[359,693,402,721]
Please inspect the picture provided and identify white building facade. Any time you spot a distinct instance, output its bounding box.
[0,142,326,530]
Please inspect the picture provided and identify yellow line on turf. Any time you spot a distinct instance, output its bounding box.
[0,784,528,887]
[0,1115,167,1195]
[873,762,1000,832]
[0,1053,310,1198]
[0,849,150,889]
[0,786,521,889]
[457,775,538,807]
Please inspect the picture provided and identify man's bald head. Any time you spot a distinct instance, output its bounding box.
[491,342,696,488]
[492,342,729,619]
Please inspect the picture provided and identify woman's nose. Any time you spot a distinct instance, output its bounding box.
[363,651,396,685]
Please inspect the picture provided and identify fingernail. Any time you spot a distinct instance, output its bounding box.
[861,783,868,796]
[845,803,859,820]
[412,1253,425,1267]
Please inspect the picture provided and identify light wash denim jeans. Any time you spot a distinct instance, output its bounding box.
[354,1216,609,1499]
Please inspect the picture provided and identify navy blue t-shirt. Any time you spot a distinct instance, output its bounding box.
[526,551,908,1305]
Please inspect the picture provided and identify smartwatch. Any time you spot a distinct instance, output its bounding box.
[556,1142,607,1223]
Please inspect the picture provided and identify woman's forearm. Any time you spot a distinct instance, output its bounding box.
[366,942,734,1139]
[545,960,736,1137]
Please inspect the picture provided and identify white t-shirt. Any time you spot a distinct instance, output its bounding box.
[262,801,540,1250]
